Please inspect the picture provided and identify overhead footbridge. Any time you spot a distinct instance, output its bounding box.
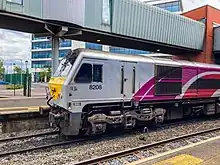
[0,0,205,71]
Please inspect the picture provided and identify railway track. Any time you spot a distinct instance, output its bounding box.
[0,116,219,160]
[0,130,59,143]
[0,137,89,157]
[72,126,220,165]
[0,129,95,157]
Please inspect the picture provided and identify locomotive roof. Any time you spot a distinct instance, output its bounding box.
[75,48,220,69]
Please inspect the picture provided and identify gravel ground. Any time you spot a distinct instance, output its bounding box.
[1,118,220,165]
[0,122,55,140]
[0,134,61,153]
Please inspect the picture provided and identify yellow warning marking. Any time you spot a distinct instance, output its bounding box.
[153,154,203,165]
[0,106,48,115]
[48,77,65,100]
[0,106,47,112]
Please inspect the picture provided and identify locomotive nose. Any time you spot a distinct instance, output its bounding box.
[48,77,66,100]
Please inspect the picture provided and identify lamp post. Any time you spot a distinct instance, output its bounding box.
[23,60,28,96]
[25,60,28,73]
[13,63,16,96]
[25,60,31,97]
[20,59,22,85]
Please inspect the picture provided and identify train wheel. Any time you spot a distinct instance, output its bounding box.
[79,122,92,136]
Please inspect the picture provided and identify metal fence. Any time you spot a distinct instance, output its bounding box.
[3,73,31,85]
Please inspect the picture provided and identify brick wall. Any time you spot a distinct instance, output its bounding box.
[174,5,220,64]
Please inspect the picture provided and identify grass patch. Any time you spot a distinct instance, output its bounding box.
[6,84,23,90]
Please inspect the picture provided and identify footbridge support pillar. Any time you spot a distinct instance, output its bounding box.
[52,36,60,75]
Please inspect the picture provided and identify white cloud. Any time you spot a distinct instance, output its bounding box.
[0,29,31,68]
[140,0,220,11]
[182,0,220,12]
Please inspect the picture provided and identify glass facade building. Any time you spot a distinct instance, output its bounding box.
[144,0,182,13]
[31,36,74,82]
[154,1,182,12]
[110,47,148,55]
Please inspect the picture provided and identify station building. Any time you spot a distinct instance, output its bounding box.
[30,0,183,82]
[174,5,220,64]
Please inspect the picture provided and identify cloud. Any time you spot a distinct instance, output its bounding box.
[183,0,220,12]
[0,29,31,66]
[140,0,220,11]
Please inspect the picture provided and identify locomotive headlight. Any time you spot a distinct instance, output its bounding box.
[68,102,72,110]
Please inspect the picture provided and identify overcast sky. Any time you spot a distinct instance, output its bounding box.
[0,29,31,69]
[1,0,220,69]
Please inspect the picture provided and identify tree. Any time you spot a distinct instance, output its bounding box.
[14,66,25,74]
[39,71,46,82]
[39,68,51,82]
[46,68,51,82]
[0,60,5,80]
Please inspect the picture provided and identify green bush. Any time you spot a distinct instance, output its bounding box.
[6,84,23,90]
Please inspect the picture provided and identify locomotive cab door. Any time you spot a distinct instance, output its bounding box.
[121,62,137,99]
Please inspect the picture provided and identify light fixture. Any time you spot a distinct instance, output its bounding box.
[157,49,160,52]
[97,39,101,42]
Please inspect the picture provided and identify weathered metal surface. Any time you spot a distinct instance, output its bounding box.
[214,26,220,52]
[111,0,205,51]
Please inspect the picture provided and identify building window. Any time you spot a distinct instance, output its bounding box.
[32,41,52,50]
[32,40,71,50]
[110,46,149,55]
[32,49,71,59]
[31,61,51,68]
[59,49,71,58]
[32,36,47,40]
[60,40,71,48]
[32,51,51,59]
[7,0,23,5]
[102,0,111,25]
[75,63,92,83]
[155,1,181,12]
[85,42,102,50]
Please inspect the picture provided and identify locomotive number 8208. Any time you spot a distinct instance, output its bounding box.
[89,84,102,90]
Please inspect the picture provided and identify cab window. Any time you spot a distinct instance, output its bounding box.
[75,63,103,83]
[75,63,92,83]
[93,65,103,82]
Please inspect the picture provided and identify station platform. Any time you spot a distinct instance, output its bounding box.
[0,106,48,115]
[0,105,50,133]
[0,97,47,108]
[130,135,220,165]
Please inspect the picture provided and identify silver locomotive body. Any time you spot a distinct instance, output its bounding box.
[48,49,220,136]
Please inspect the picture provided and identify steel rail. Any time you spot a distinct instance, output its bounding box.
[0,117,219,158]
[72,126,220,165]
[0,137,91,157]
[0,131,59,143]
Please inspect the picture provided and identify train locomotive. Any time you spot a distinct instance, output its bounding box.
[47,48,220,136]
